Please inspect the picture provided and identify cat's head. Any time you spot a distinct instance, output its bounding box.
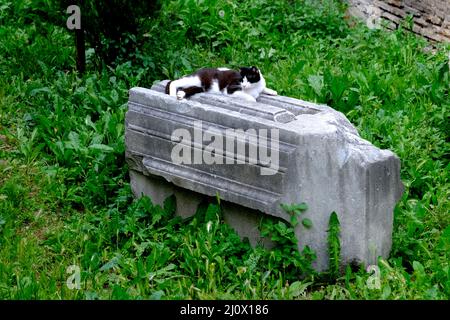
[239,66,261,89]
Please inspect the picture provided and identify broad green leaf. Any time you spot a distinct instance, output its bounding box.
[412,261,424,274]
[149,290,164,300]
[289,281,312,298]
[302,218,313,229]
[308,74,324,96]
[100,255,121,272]
[89,143,114,152]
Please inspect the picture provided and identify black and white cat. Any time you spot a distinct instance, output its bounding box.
[165,66,277,102]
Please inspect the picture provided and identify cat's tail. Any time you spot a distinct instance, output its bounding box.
[165,81,172,95]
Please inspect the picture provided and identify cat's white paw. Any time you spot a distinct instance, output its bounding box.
[264,88,278,96]
[176,90,186,100]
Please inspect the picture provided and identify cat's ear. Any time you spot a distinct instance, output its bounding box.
[251,66,258,72]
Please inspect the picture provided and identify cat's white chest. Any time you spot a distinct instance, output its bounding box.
[243,77,266,98]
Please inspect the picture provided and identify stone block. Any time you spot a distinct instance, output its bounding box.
[125,81,404,271]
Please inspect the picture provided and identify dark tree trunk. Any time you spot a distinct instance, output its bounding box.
[75,27,85,74]
[75,0,85,74]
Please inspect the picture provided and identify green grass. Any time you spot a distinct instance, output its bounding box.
[0,0,449,299]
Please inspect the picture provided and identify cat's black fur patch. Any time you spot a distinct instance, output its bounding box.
[240,66,260,83]
[199,68,244,93]
[179,86,204,98]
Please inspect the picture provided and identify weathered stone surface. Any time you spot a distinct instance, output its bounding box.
[125,81,404,271]
[347,0,450,43]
